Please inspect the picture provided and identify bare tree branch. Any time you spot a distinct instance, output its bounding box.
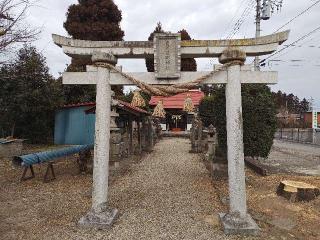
[0,0,40,55]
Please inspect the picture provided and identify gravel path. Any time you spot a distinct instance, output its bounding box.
[100,138,233,240]
[1,138,253,240]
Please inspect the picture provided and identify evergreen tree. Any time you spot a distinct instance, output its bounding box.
[0,45,63,143]
[199,84,277,159]
[146,22,164,72]
[272,90,310,114]
[63,0,125,103]
[300,98,310,112]
[64,0,124,41]
[198,95,215,126]
[179,29,197,71]
[145,23,197,72]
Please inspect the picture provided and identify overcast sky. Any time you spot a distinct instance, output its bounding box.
[25,0,320,108]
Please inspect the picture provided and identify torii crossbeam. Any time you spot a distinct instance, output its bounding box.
[53,30,289,235]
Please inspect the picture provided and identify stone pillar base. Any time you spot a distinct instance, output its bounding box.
[79,207,118,229]
[219,212,259,236]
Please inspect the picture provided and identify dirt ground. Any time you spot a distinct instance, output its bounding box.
[0,140,319,240]
[214,171,320,240]
[262,140,320,176]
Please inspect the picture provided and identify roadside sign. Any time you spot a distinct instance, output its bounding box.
[312,111,318,129]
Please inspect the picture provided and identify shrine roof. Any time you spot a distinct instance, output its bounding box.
[149,90,205,109]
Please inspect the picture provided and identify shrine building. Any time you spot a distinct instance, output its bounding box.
[149,90,204,132]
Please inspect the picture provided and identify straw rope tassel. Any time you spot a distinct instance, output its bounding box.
[152,101,166,118]
[131,90,146,107]
[183,95,194,113]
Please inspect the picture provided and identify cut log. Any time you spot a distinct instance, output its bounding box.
[277,180,320,202]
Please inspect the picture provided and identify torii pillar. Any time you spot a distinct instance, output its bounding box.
[78,53,118,228]
[218,49,259,235]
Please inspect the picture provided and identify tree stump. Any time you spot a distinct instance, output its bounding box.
[277,180,320,202]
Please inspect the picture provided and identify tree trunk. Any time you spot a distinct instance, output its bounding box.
[277,180,320,202]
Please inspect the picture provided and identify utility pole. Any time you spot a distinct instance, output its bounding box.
[254,0,262,71]
[254,0,284,70]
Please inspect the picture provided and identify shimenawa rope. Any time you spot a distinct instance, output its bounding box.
[94,61,243,97]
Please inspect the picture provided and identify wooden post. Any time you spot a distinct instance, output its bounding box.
[137,120,142,154]
[20,165,35,181]
[128,116,133,155]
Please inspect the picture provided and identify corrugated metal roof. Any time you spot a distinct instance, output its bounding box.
[149,90,204,109]
[62,102,96,109]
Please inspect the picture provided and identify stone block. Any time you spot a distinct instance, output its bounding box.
[219,213,260,236]
[154,33,181,79]
[110,143,121,157]
[79,207,118,229]
[110,133,122,144]
[0,140,24,159]
[92,52,117,65]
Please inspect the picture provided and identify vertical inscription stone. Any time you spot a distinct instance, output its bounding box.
[154,33,181,79]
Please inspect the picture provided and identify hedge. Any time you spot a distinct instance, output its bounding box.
[199,84,277,158]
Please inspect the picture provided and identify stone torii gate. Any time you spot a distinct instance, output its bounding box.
[53,30,289,234]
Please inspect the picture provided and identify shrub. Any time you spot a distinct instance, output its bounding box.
[199,84,277,158]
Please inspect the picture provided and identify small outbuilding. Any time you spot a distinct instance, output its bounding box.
[302,111,320,128]
[54,100,151,152]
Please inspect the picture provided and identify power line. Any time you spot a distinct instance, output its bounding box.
[231,3,255,39]
[266,62,320,67]
[226,0,256,39]
[221,0,248,39]
[283,44,320,48]
[274,0,320,33]
[267,32,320,60]
[260,25,320,64]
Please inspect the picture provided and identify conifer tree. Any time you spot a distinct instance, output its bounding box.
[146,22,164,72]
[64,0,124,41]
[63,0,125,102]
[146,23,197,72]
[0,45,62,142]
[179,29,197,71]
